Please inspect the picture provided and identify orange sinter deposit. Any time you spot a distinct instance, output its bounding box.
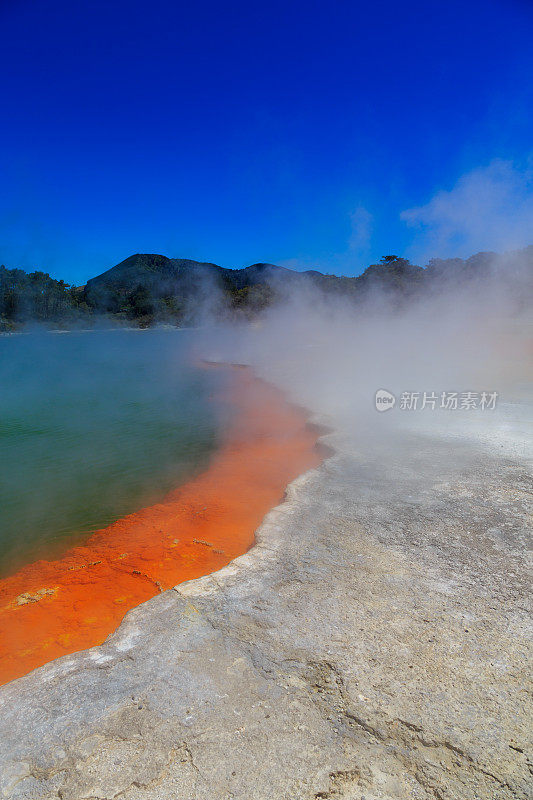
[0,366,322,685]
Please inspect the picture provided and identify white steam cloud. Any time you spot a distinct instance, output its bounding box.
[195,244,532,463]
[347,205,374,258]
[401,159,533,262]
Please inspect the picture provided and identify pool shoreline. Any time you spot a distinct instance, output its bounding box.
[0,371,530,800]
[0,364,322,685]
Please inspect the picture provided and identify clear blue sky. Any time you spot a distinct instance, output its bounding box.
[1,0,532,283]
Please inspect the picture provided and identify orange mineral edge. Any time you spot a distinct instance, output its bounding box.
[0,366,322,685]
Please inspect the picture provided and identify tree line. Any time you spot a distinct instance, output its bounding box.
[1,248,530,330]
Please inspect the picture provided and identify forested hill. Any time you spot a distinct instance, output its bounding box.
[1,247,532,330]
[83,254,345,316]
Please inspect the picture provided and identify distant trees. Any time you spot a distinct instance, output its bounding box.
[355,255,424,302]
[1,247,530,330]
[375,255,418,273]
[229,284,277,317]
[380,255,401,264]
[0,266,88,330]
[123,285,154,322]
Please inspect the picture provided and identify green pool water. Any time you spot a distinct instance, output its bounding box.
[0,329,224,578]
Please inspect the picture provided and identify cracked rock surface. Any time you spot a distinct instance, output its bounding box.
[0,419,531,800]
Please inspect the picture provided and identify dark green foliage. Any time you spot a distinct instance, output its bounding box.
[229,284,278,318]
[2,246,531,329]
[0,266,88,328]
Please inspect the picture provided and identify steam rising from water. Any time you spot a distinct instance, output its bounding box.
[0,330,224,576]
[1,244,531,578]
[195,246,532,462]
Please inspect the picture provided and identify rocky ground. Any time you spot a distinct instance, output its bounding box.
[0,412,531,800]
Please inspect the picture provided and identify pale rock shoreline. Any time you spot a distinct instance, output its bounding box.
[0,400,531,799]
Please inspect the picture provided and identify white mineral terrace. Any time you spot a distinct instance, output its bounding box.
[0,367,531,800]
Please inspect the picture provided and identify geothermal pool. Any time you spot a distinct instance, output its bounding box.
[0,330,320,684]
[0,330,221,577]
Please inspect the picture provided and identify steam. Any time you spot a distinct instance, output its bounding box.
[1,242,531,578]
[194,245,532,461]
[401,159,533,262]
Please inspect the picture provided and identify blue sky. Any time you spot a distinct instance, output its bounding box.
[1,0,532,283]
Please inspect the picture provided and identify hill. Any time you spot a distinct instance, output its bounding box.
[1,247,531,329]
[83,254,344,323]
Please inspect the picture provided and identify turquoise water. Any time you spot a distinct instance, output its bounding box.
[0,329,223,578]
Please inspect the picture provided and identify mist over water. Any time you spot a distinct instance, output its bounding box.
[0,329,224,577]
[195,247,533,462]
[1,247,531,580]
